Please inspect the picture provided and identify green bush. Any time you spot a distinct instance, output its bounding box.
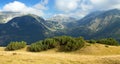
[60,38,77,51]
[97,38,119,46]
[53,36,70,45]
[54,36,85,51]
[29,36,85,52]
[29,39,57,52]
[6,41,26,51]
[75,37,85,48]
[28,41,44,52]
[42,38,57,49]
[88,39,96,44]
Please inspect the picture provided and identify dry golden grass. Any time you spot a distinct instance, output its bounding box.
[0,43,120,64]
[74,43,120,55]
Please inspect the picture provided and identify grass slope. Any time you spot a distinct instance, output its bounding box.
[0,43,120,64]
[74,43,120,55]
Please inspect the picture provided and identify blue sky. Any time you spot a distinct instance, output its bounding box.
[0,0,120,18]
[0,0,40,7]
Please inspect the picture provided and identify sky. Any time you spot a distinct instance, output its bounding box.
[0,0,120,19]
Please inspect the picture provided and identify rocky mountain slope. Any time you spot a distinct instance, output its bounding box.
[0,14,50,45]
[68,9,120,40]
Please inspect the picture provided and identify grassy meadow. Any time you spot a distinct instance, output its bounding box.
[0,43,120,64]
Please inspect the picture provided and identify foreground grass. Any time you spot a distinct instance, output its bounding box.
[0,43,120,64]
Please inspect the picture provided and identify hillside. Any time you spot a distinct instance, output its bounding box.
[67,9,120,40]
[0,43,120,64]
[0,14,49,45]
[0,14,65,46]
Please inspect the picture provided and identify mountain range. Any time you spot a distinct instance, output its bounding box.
[67,9,120,40]
[0,9,120,46]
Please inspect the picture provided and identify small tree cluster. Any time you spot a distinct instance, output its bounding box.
[29,36,85,52]
[28,41,44,52]
[97,38,119,46]
[87,39,96,44]
[54,36,85,51]
[43,38,58,49]
[6,41,26,51]
[29,38,57,52]
[75,37,85,48]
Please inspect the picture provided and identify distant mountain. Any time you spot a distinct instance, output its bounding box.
[48,15,76,23]
[0,14,72,46]
[45,20,64,30]
[76,11,103,26]
[0,14,51,45]
[47,15,77,28]
[78,9,120,32]
[68,9,120,40]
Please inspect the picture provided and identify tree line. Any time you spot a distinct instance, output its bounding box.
[6,36,120,52]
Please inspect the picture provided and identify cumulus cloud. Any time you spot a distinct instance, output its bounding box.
[1,0,120,18]
[1,1,46,16]
[55,0,81,12]
[3,1,26,12]
[34,0,49,10]
[54,0,120,18]
[54,0,92,18]
[90,0,120,10]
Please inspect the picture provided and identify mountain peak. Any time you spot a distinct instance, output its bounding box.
[47,15,76,23]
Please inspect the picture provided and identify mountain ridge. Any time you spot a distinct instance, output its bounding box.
[68,9,120,40]
[0,9,120,45]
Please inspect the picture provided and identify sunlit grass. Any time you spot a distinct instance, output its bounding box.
[0,43,120,64]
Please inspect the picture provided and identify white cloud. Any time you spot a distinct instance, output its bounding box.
[1,1,45,16]
[90,0,120,10]
[54,0,120,18]
[90,0,107,5]
[54,0,93,18]
[54,0,92,18]
[55,0,81,12]
[34,0,49,10]
[3,1,26,12]
[1,0,120,19]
